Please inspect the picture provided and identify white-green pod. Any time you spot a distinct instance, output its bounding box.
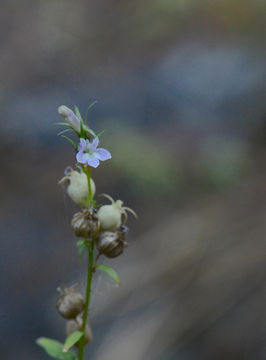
[97,202,122,230]
[59,169,95,206]
[97,195,137,231]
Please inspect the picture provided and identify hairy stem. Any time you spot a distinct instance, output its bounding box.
[77,241,94,360]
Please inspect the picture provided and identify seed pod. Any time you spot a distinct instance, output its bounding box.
[97,203,121,231]
[71,209,100,238]
[56,287,84,319]
[96,230,127,258]
[59,168,96,207]
[66,315,93,345]
[97,194,137,231]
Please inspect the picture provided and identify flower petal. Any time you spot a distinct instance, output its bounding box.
[84,139,95,152]
[78,138,86,151]
[76,151,86,164]
[91,137,99,149]
[96,148,111,161]
[87,156,100,168]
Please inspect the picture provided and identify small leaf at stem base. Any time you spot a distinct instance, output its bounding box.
[63,331,83,352]
[36,337,76,360]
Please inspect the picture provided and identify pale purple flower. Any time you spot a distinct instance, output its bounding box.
[58,105,81,133]
[76,138,111,168]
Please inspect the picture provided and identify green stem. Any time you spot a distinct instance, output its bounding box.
[81,164,92,206]
[77,241,94,360]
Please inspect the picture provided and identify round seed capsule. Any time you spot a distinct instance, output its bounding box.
[96,229,127,258]
[66,315,92,345]
[56,287,84,319]
[71,209,100,238]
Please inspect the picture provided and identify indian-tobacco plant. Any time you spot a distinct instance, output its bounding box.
[36,103,137,360]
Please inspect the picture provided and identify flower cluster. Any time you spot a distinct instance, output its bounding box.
[37,104,137,360]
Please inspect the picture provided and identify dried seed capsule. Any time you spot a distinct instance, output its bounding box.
[96,230,127,258]
[71,209,100,238]
[56,287,84,319]
[66,315,93,344]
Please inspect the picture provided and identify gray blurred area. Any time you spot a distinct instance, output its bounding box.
[1,0,266,359]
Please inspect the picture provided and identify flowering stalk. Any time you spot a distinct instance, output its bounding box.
[77,164,93,360]
[36,103,136,360]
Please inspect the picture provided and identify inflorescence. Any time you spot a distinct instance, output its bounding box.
[37,103,136,360]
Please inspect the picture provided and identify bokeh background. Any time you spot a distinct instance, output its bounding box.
[1,0,266,359]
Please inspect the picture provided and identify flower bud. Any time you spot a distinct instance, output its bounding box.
[59,169,95,207]
[56,287,84,319]
[66,316,93,345]
[96,229,127,258]
[58,105,81,133]
[71,209,100,238]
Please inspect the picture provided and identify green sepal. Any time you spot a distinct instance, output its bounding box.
[76,239,88,261]
[63,331,83,352]
[57,129,72,136]
[85,100,97,124]
[74,105,83,122]
[61,135,78,150]
[36,337,76,360]
[96,264,120,286]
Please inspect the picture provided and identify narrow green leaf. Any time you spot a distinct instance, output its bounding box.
[63,331,83,352]
[74,105,83,122]
[61,135,78,150]
[96,130,105,138]
[96,264,120,286]
[54,122,72,127]
[91,200,97,208]
[84,125,97,138]
[76,239,85,247]
[76,240,88,261]
[57,129,72,136]
[79,121,86,139]
[36,337,76,360]
[85,100,98,124]
[78,247,85,260]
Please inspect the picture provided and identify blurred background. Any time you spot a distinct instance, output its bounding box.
[1,0,266,359]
